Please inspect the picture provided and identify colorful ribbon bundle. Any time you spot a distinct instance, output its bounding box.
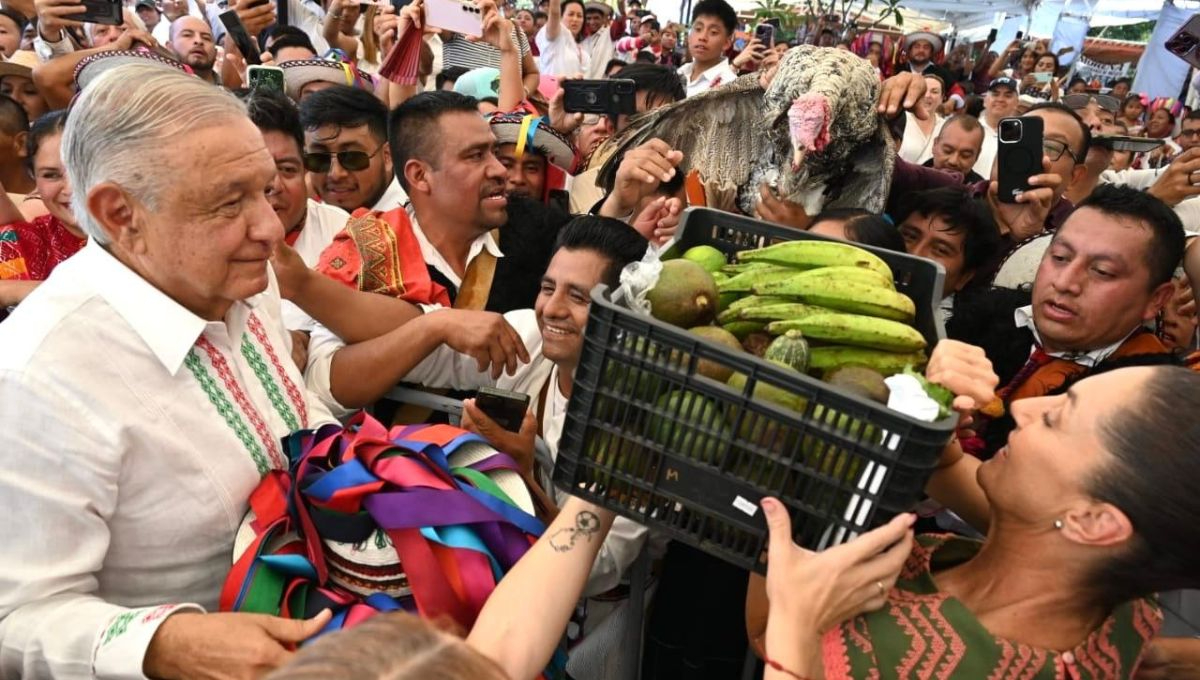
[221,412,546,636]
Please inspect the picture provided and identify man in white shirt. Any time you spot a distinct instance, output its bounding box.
[297,84,408,214]
[299,91,572,412]
[580,0,619,79]
[677,0,738,98]
[972,76,1018,179]
[0,64,337,679]
[244,88,348,345]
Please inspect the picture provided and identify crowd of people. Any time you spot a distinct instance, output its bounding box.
[3,0,1200,677]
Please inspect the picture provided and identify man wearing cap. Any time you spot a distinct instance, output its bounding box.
[135,0,163,39]
[972,75,1019,179]
[490,112,575,207]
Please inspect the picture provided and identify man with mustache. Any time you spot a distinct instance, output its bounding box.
[946,184,1183,458]
[302,91,572,414]
[168,16,218,85]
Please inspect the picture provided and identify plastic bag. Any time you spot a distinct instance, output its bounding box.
[610,243,662,315]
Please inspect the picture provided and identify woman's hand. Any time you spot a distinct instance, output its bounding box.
[480,0,516,54]
[762,498,915,635]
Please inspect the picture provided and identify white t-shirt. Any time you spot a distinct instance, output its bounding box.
[536,24,588,77]
[973,116,999,179]
[281,200,351,333]
[898,112,945,165]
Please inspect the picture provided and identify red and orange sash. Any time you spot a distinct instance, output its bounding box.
[316,208,452,307]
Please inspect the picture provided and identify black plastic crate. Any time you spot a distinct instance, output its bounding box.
[552,208,956,573]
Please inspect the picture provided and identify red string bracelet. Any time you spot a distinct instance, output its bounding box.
[763,655,814,680]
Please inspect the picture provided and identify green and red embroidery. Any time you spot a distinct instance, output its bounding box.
[185,346,278,475]
[246,313,309,429]
[185,315,311,476]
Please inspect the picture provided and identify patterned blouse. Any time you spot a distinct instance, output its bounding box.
[0,214,86,281]
[823,534,1161,679]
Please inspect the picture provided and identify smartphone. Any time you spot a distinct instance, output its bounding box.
[248,64,285,92]
[1032,71,1052,84]
[475,387,531,432]
[986,27,998,45]
[996,116,1044,204]
[1015,30,1024,40]
[219,10,261,65]
[563,78,636,116]
[754,23,775,48]
[78,0,122,26]
[424,0,483,38]
[1167,14,1200,69]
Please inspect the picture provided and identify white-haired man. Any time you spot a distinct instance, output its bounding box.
[0,59,676,680]
[0,63,338,678]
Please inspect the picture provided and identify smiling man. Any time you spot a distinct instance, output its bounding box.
[947,184,1183,457]
[298,85,407,214]
[0,63,338,679]
[302,91,572,414]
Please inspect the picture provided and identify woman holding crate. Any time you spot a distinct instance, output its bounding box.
[748,341,1200,679]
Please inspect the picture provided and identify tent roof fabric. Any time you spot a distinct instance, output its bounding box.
[1082,37,1147,65]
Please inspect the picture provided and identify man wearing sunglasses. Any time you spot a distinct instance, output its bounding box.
[298,85,408,215]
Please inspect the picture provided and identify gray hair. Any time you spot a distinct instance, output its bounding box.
[62,63,246,245]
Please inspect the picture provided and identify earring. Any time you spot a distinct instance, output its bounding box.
[1053,519,1064,530]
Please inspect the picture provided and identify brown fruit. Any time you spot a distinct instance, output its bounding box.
[687,326,742,383]
[647,259,719,328]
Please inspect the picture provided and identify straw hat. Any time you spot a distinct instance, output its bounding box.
[74,50,190,91]
[488,112,576,170]
[279,58,372,101]
[0,50,37,81]
[903,30,943,54]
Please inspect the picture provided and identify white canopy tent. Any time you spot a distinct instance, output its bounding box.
[645,0,1191,36]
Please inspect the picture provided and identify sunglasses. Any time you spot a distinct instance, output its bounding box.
[303,141,386,173]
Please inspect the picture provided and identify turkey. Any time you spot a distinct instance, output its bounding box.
[598,46,895,217]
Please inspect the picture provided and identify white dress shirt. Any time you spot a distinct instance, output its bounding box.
[304,208,504,415]
[369,177,410,213]
[281,199,351,332]
[1014,304,1134,367]
[678,58,738,98]
[0,242,336,679]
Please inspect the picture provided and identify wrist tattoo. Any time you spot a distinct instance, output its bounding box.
[549,510,600,552]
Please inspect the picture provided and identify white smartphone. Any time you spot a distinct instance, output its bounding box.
[1032,71,1053,84]
[424,0,483,37]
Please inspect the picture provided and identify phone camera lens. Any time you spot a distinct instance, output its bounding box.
[584,91,598,105]
[1000,119,1022,143]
